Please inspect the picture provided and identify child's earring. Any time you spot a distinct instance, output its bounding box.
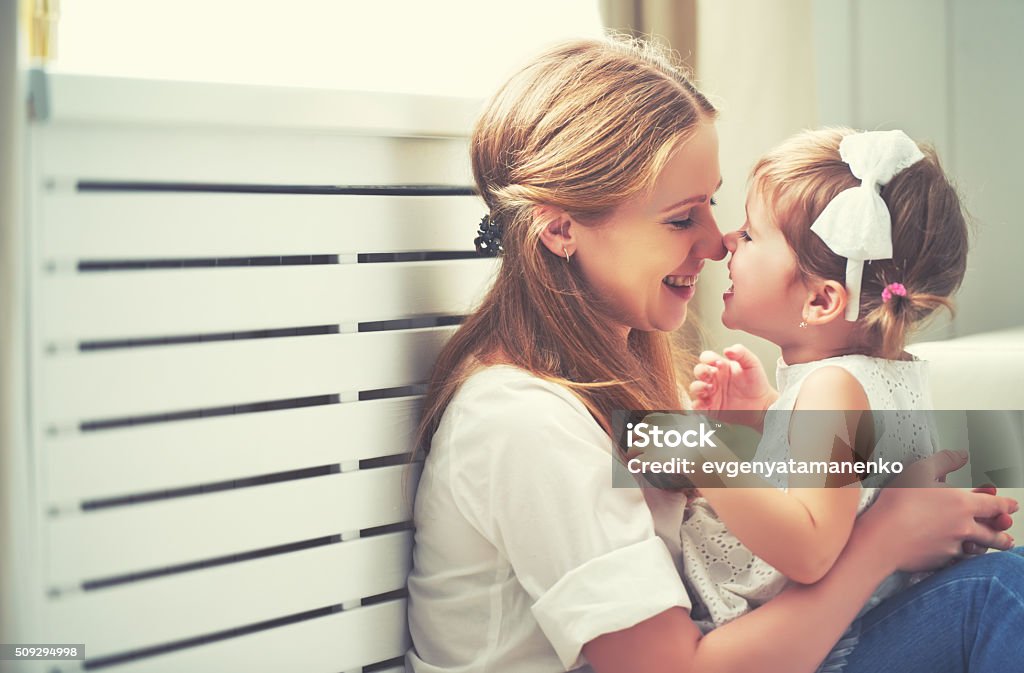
[798,320,808,329]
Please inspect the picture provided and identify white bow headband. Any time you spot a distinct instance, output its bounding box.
[809,130,925,320]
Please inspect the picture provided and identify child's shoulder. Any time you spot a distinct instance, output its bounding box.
[816,354,930,388]
[780,354,931,411]
[793,363,870,411]
[781,353,927,384]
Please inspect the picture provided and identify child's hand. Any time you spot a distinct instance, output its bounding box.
[689,344,778,427]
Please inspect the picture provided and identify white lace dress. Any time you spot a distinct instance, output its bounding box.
[679,355,938,641]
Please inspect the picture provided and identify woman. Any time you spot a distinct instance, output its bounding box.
[406,37,1022,673]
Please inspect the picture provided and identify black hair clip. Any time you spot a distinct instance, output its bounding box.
[474,214,503,257]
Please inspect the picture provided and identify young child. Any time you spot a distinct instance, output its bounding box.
[678,128,971,651]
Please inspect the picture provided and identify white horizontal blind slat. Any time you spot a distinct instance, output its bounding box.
[40,260,494,342]
[40,327,454,422]
[38,125,472,185]
[46,532,411,659]
[48,464,420,585]
[81,599,409,673]
[41,193,484,259]
[46,397,421,504]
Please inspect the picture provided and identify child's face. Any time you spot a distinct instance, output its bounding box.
[721,191,808,343]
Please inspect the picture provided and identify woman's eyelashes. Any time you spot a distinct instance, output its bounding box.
[667,200,717,229]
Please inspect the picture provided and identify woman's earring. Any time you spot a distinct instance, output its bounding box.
[562,246,571,261]
[798,320,808,328]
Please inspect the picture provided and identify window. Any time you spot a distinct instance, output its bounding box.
[53,0,604,97]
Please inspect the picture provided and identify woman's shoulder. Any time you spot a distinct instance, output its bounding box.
[432,365,609,454]
[430,364,615,485]
[450,364,593,420]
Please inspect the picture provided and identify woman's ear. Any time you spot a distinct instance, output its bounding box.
[802,279,848,326]
[535,205,577,259]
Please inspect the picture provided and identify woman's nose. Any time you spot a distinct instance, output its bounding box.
[700,216,727,261]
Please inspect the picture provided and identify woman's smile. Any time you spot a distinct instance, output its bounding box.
[663,274,699,300]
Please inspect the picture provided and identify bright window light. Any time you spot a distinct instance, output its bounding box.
[52,0,605,97]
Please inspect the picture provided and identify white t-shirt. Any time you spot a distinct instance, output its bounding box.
[407,365,691,672]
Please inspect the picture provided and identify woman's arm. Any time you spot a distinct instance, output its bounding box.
[697,366,867,583]
[583,451,1019,673]
[585,506,890,673]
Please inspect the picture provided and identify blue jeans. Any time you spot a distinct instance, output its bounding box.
[839,548,1024,672]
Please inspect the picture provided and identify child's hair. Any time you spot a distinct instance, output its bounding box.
[413,36,716,454]
[751,127,969,358]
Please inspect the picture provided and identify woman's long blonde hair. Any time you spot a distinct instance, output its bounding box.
[415,37,717,453]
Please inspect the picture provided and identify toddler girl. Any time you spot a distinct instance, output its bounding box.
[681,128,971,668]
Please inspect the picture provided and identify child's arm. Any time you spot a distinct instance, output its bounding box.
[689,344,779,430]
[697,366,867,584]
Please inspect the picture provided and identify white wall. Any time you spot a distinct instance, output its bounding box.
[693,0,817,375]
[0,0,36,655]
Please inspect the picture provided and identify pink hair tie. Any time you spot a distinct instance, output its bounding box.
[881,282,907,303]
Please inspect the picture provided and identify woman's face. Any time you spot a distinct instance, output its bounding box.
[572,122,726,334]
